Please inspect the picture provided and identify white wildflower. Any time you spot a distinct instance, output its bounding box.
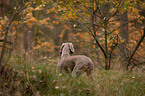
[33,75,37,79]
[55,86,59,89]
[38,70,42,73]
[59,74,62,76]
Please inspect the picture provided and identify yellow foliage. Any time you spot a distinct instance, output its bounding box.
[109,43,113,47]
[25,2,31,6]
[27,22,31,25]
[33,45,41,50]
[30,7,34,11]
[52,21,59,24]
[93,45,96,48]
[47,49,51,52]
[64,25,70,30]
[108,47,110,50]
[55,21,59,25]
[63,16,69,20]
[5,83,8,85]
[33,41,50,50]
[97,33,101,36]
[0,29,3,32]
[47,10,50,14]
[50,7,55,11]
[33,1,36,4]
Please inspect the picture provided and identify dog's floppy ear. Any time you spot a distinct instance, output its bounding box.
[69,43,74,54]
[59,43,65,54]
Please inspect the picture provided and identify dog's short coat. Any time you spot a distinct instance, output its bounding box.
[57,43,94,77]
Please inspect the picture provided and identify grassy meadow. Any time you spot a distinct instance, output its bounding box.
[0,55,145,96]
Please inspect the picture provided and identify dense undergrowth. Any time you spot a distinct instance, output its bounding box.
[0,56,145,96]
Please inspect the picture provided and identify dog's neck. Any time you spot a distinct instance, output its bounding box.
[61,46,70,58]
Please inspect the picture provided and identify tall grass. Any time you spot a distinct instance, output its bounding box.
[1,56,145,96]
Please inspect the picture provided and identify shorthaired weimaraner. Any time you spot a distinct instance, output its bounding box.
[57,43,94,77]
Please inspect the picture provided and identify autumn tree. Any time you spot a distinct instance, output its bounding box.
[47,0,145,70]
[0,1,33,93]
[49,0,123,69]
[126,0,145,71]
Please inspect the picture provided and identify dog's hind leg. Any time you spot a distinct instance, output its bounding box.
[72,62,86,77]
[72,64,78,77]
[71,63,82,77]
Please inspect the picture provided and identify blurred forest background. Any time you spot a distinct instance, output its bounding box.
[0,0,145,95]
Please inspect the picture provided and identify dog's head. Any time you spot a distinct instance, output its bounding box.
[59,43,74,55]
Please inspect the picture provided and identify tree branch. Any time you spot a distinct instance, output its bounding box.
[126,28,145,70]
[92,33,107,58]
[0,39,13,44]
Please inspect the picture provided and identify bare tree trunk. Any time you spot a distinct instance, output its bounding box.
[119,10,129,69]
[67,21,72,42]
[54,24,62,55]
[104,19,110,70]
[35,0,40,46]
[0,26,9,66]
[62,22,72,42]
[15,28,24,56]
